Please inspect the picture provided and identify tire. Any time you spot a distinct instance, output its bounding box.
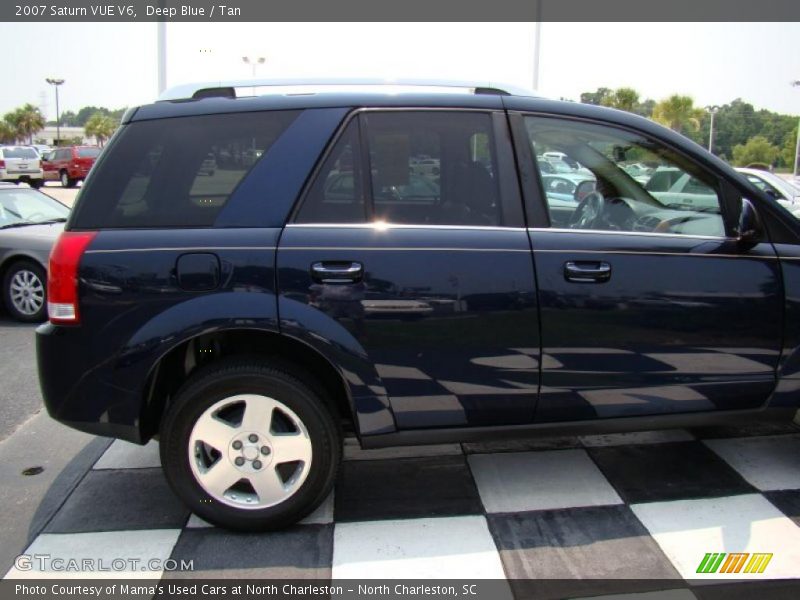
[159,358,341,531]
[3,260,47,322]
[60,170,76,188]
[29,179,44,189]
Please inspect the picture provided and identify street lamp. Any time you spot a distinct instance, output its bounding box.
[242,56,265,78]
[45,77,64,147]
[792,81,800,180]
[705,105,720,154]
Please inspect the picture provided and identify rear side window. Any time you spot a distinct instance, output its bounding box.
[72,110,299,228]
[76,147,101,158]
[294,111,503,226]
[295,121,365,223]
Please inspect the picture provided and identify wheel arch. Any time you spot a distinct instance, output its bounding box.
[140,327,359,442]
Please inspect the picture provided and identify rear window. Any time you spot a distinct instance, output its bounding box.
[2,147,39,159]
[72,110,299,228]
[76,147,101,158]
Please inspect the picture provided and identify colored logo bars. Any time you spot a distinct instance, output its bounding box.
[696,552,773,574]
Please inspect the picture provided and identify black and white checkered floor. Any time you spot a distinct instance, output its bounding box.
[5,421,800,594]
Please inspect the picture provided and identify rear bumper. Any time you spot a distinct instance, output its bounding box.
[1,169,43,181]
[36,322,144,443]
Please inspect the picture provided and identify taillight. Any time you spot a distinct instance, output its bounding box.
[48,231,97,324]
[0,160,5,168]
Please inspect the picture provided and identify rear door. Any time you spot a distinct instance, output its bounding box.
[510,113,783,422]
[277,109,540,430]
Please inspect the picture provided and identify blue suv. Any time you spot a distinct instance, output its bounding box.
[36,80,800,531]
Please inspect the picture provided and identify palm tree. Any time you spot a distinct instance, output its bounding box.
[84,112,118,147]
[5,104,45,144]
[0,120,17,144]
[652,95,704,135]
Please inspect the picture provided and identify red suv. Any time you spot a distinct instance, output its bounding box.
[43,146,101,187]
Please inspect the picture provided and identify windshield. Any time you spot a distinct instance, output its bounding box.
[0,189,69,227]
[2,147,39,159]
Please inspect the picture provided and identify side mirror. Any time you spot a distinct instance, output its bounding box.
[574,180,596,202]
[737,198,763,245]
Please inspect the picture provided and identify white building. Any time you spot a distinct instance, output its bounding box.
[35,126,97,146]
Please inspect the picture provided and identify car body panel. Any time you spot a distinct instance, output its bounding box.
[277,224,540,435]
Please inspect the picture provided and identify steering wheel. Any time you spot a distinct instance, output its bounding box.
[568,191,605,229]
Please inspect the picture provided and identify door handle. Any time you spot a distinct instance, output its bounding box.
[310,261,364,284]
[564,261,611,283]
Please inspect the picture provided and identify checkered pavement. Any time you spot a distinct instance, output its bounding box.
[4,417,800,596]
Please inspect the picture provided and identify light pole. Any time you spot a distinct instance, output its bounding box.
[792,81,800,179]
[705,105,720,154]
[242,56,265,78]
[45,78,64,146]
[242,56,266,96]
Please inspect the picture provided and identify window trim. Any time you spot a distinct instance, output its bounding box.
[509,111,738,240]
[289,107,525,229]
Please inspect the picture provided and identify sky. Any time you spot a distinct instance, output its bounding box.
[1,22,799,119]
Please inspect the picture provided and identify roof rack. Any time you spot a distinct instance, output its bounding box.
[157,78,537,101]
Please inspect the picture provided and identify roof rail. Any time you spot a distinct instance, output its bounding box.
[157,78,537,101]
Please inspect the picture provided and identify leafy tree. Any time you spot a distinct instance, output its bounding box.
[84,112,118,147]
[782,130,799,170]
[652,95,704,136]
[732,135,780,167]
[580,87,612,106]
[601,87,640,112]
[5,104,46,144]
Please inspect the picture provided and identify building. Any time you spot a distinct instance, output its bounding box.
[35,126,97,146]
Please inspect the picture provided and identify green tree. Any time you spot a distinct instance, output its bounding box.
[782,130,798,170]
[601,87,640,112]
[5,104,46,144]
[652,95,704,136]
[0,120,17,143]
[84,112,118,147]
[580,87,612,106]
[732,135,781,167]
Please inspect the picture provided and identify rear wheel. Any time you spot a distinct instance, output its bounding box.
[60,170,76,188]
[159,358,341,531]
[3,260,47,322]
[29,179,44,189]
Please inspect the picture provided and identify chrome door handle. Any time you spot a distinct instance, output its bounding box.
[310,261,364,284]
[564,261,611,283]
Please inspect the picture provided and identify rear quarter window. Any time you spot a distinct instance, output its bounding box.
[71,110,299,228]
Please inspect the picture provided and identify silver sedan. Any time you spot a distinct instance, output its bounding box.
[0,185,69,321]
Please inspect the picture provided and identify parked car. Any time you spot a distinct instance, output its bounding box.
[36,79,800,532]
[32,144,52,158]
[42,145,101,187]
[0,146,44,188]
[736,167,800,218]
[0,184,69,321]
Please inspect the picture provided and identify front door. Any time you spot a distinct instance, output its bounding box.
[277,109,540,430]
[513,113,783,422]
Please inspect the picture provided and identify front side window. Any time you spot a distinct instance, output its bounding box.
[525,117,726,237]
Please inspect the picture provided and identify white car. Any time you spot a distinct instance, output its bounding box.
[736,168,800,218]
[0,146,44,188]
